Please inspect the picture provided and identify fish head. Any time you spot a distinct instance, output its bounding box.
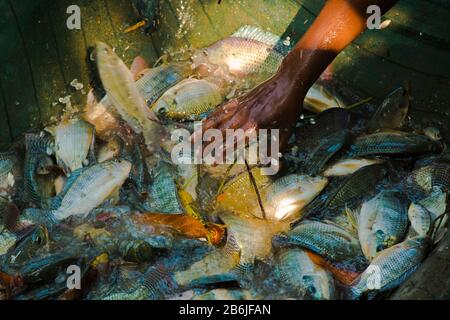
[152,96,173,118]
[6,225,49,266]
[95,42,120,69]
[35,154,56,175]
[109,159,132,179]
[303,272,333,300]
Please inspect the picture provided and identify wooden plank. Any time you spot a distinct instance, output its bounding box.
[0,79,12,147]
[78,0,120,50]
[0,1,41,139]
[11,0,68,125]
[103,0,159,67]
[47,0,90,109]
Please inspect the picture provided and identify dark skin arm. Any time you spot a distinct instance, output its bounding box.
[192,0,399,154]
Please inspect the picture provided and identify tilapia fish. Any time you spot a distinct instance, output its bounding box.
[303,130,350,176]
[348,131,442,157]
[349,236,431,299]
[23,134,55,207]
[367,87,409,133]
[273,220,361,263]
[0,151,21,197]
[323,158,382,177]
[46,118,95,175]
[95,42,165,152]
[22,160,131,225]
[152,78,225,121]
[304,84,345,114]
[192,25,288,81]
[262,174,328,222]
[275,248,335,300]
[408,186,447,236]
[325,163,387,211]
[404,163,450,199]
[357,190,409,260]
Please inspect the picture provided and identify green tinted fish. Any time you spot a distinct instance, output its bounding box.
[325,163,387,210]
[23,134,55,207]
[404,163,450,199]
[273,220,361,262]
[367,87,409,132]
[275,248,335,300]
[2,225,49,268]
[96,42,165,153]
[304,130,350,176]
[349,236,431,299]
[349,131,442,157]
[358,190,409,260]
[152,78,225,121]
[46,118,95,175]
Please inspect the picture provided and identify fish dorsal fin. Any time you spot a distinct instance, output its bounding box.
[345,205,360,230]
[231,25,291,55]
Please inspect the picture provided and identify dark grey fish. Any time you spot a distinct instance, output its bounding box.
[403,163,450,199]
[325,163,388,210]
[348,131,442,157]
[367,87,409,133]
[304,130,351,176]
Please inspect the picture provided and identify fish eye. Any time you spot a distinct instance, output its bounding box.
[202,49,208,57]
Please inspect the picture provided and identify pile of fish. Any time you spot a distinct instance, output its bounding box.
[0,26,448,300]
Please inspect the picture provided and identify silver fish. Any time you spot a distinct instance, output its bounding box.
[275,248,335,300]
[46,118,95,175]
[349,236,431,299]
[95,42,165,153]
[358,190,409,260]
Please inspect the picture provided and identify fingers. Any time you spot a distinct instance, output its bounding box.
[131,56,149,80]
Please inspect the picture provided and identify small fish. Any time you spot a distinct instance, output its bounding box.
[349,236,431,299]
[145,160,183,214]
[323,158,382,177]
[273,220,361,263]
[95,42,165,153]
[423,127,442,141]
[303,130,350,176]
[303,84,345,113]
[46,118,95,175]
[2,225,49,268]
[131,0,161,33]
[275,248,335,300]
[404,163,450,199]
[358,190,409,260]
[152,78,225,121]
[262,174,328,222]
[408,203,431,237]
[348,131,442,157]
[21,160,131,225]
[367,87,409,132]
[325,163,387,210]
[192,26,287,82]
[118,239,154,263]
[136,63,193,107]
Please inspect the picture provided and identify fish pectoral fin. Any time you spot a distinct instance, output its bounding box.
[345,205,360,229]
